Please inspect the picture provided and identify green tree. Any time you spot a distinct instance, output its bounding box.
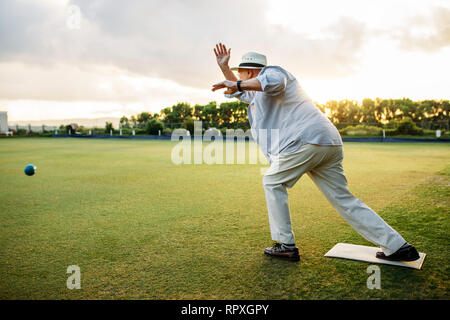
[204,102,220,128]
[183,117,194,134]
[161,107,177,124]
[193,104,205,122]
[130,115,137,128]
[137,112,151,128]
[395,117,423,135]
[361,98,377,123]
[218,102,234,128]
[145,119,165,135]
[105,121,114,133]
[172,102,193,121]
[395,98,416,121]
[120,116,130,128]
[324,100,339,124]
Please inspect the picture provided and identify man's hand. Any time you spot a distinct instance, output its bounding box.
[211,80,238,95]
[213,43,238,82]
[214,43,231,70]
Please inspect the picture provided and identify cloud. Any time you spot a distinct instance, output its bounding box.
[390,6,450,52]
[1,0,447,108]
[272,16,369,78]
[0,62,210,103]
[369,5,450,53]
[0,0,373,97]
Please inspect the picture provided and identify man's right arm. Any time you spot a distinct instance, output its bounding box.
[220,65,238,82]
[214,43,255,103]
[214,43,238,81]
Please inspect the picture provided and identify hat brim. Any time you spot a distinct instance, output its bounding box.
[230,66,265,71]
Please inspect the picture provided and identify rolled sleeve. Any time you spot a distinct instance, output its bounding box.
[257,69,287,96]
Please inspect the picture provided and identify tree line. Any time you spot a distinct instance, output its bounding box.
[118,100,251,135]
[318,98,449,129]
[117,98,449,135]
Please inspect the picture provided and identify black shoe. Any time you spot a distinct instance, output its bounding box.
[376,244,420,262]
[264,243,300,262]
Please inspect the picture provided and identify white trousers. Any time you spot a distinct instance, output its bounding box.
[262,143,406,255]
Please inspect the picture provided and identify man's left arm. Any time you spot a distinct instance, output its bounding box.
[211,78,262,95]
[240,78,263,92]
[212,69,286,95]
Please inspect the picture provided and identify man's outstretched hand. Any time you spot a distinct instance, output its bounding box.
[211,80,237,95]
[214,43,231,70]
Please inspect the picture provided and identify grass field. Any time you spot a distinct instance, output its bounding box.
[0,137,449,299]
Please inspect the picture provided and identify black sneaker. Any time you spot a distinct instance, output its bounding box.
[264,243,300,262]
[376,244,420,262]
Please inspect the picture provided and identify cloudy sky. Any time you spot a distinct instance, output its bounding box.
[1,0,449,122]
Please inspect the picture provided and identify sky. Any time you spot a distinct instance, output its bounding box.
[1,0,449,122]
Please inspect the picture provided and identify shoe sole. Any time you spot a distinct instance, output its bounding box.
[376,252,420,262]
[264,252,300,262]
[377,255,420,262]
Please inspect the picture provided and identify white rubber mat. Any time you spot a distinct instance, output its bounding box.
[324,243,426,269]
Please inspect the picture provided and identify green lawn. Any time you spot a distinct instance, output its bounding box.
[0,137,449,299]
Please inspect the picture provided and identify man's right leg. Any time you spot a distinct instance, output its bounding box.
[262,144,330,245]
[263,178,295,245]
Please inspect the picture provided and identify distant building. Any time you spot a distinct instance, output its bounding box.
[0,111,8,134]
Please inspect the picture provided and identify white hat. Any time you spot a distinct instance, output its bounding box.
[230,52,267,71]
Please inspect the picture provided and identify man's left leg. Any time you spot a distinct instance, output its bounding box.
[306,145,419,260]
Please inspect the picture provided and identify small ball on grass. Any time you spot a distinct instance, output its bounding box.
[24,164,36,176]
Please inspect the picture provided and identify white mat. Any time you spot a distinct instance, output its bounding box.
[324,243,426,269]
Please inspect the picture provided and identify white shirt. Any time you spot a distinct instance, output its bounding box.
[226,65,343,162]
